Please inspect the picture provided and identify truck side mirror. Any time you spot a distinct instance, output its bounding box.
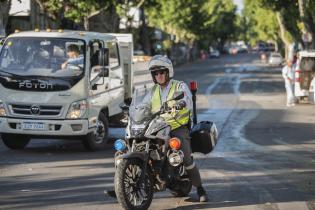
[99,48,109,67]
[99,67,109,77]
[90,67,108,90]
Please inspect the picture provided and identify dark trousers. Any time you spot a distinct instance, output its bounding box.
[170,126,202,187]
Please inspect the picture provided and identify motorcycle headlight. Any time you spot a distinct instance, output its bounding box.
[0,101,6,117]
[130,123,146,136]
[66,99,88,119]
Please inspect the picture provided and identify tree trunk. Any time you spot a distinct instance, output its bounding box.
[298,0,315,48]
[139,6,151,55]
[276,12,292,59]
[98,4,119,32]
[84,16,89,31]
[274,40,278,52]
[0,0,12,36]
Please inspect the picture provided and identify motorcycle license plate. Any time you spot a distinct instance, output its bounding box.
[21,122,46,130]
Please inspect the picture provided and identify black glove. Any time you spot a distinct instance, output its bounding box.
[174,100,186,110]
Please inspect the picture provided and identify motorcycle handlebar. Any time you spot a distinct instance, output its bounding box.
[152,100,186,119]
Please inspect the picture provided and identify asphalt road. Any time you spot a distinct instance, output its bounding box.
[0,53,314,210]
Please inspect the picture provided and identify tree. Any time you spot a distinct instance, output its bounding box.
[202,0,237,51]
[0,0,12,36]
[146,0,237,48]
[243,0,303,58]
[298,0,315,48]
[243,0,280,49]
[146,0,199,43]
[34,0,115,31]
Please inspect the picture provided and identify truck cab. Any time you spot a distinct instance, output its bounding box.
[0,30,134,150]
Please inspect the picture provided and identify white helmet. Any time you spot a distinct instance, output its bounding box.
[148,55,174,79]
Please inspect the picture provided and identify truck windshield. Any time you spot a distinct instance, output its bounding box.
[0,37,85,78]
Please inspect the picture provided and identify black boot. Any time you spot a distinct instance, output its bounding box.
[105,190,116,198]
[197,186,208,202]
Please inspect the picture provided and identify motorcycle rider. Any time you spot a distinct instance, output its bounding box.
[145,55,208,202]
[107,55,208,202]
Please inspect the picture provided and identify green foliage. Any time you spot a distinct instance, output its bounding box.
[29,0,237,49]
[146,0,237,47]
[255,0,301,43]
[243,0,280,46]
[36,0,111,28]
[202,0,237,47]
[146,0,200,42]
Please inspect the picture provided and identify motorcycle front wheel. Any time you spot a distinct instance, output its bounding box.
[114,158,153,210]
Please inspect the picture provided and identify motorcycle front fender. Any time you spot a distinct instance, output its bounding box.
[120,151,148,162]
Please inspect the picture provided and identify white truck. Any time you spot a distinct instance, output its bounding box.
[294,50,315,103]
[0,30,137,150]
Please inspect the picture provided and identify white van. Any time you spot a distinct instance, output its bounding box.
[294,50,315,102]
[0,30,135,150]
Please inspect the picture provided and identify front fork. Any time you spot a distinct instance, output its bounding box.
[138,140,150,183]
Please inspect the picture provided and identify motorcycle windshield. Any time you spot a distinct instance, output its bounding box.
[129,88,152,123]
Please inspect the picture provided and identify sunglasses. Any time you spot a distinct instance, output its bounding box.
[153,70,166,76]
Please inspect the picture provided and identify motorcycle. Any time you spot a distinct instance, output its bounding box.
[113,90,193,210]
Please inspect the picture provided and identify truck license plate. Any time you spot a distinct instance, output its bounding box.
[22,122,45,130]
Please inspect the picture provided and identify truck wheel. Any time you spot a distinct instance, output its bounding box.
[1,134,30,150]
[82,112,109,151]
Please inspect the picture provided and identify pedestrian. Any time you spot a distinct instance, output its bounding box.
[282,59,295,107]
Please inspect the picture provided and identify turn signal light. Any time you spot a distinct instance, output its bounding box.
[169,137,181,150]
[114,139,127,151]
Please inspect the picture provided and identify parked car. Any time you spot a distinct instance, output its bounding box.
[209,49,220,58]
[133,50,151,62]
[268,52,283,65]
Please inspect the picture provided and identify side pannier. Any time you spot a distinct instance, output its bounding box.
[190,121,218,154]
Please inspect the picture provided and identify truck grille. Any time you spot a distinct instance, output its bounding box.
[11,104,62,116]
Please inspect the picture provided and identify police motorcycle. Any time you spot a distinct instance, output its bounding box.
[113,85,218,210]
[113,90,191,210]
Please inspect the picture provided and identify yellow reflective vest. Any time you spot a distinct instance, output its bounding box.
[151,80,191,130]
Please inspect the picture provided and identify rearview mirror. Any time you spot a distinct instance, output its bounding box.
[119,102,130,112]
[90,67,109,81]
[99,67,109,77]
[90,67,109,90]
[99,48,109,66]
[119,102,130,116]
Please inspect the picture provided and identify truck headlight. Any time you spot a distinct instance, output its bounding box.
[66,99,88,119]
[0,101,6,117]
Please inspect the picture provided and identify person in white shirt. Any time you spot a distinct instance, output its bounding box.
[282,59,295,106]
[61,44,84,69]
